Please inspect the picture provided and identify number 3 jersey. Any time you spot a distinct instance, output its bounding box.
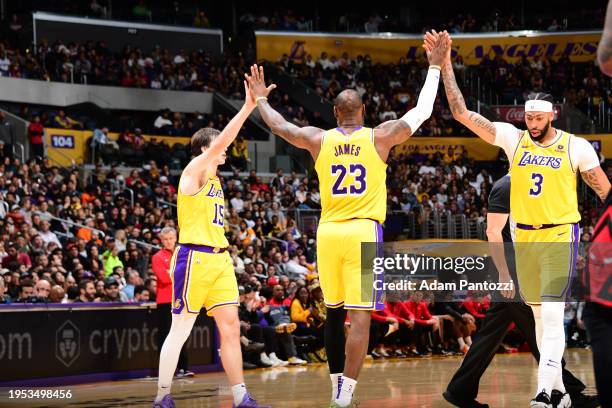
[315,127,387,224]
[177,175,229,248]
[494,122,600,226]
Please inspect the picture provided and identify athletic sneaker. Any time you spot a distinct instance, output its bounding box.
[275,323,297,334]
[531,390,553,408]
[269,352,288,366]
[550,390,571,408]
[260,353,274,366]
[175,369,195,378]
[232,393,271,408]
[288,356,307,365]
[152,394,176,408]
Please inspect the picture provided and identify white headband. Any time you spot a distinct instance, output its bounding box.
[525,100,553,112]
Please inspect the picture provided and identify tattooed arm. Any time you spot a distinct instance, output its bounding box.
[441,63,497,144]
[598,0,612,77]
[580,167,611,202]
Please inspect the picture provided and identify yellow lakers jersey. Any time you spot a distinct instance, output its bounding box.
[177,176,229,248]
[510,130,580,225]
[315,127,387,224]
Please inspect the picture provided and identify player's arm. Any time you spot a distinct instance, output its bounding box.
[423,32,496,144]
[181,80,256,195]
[572,137,612,202]
[374,31,448,158]
[580,167,611,202]
[245,64,324,159]
[598,0,612,76]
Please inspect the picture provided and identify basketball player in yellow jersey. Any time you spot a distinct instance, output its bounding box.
[246,32,449,408]
[427,31,610,408]
[152,80,269,408]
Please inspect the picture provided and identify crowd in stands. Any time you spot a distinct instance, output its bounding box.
[239,7,604,33]
[0,40,249,97]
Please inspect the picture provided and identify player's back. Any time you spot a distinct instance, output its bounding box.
[177,175,229,248]
[314,126,387,224]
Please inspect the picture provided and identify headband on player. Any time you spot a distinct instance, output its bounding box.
[524,100,553,112]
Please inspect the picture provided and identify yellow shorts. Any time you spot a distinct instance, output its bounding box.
[170,244,238,316]
[514,223,580,304]
[317,218,384,311]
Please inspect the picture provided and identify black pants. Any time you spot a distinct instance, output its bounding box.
[583,302,612,408]
[31,143,44,161]
[157,303,188,371]
[246,323,279,355]
[447,302,585,401]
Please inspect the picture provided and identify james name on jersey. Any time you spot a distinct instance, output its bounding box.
[334,143,362,157]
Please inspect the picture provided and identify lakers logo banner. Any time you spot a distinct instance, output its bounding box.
[256,30,600,65]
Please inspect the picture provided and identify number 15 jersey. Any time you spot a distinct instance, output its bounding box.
[494,122,599,226]
[177,175,229,248]
[315,127,387,224]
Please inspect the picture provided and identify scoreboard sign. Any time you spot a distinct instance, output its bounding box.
[50,134,75,149]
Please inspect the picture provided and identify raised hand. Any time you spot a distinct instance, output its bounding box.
[244,64,277,100]
[423,30,452,66]
[243,78,256,110]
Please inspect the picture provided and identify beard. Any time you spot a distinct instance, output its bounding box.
[528,120,551,141]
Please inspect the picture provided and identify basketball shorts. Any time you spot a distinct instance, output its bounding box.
[514,223,580,304]
[170,244,238,316]
[316,218,384,311]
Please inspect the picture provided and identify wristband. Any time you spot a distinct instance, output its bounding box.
[429,65,441,71]
[256,96,268,104]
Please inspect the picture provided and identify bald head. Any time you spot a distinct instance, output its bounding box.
[334,89,363,115]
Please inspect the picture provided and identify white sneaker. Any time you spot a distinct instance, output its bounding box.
[269,353,288,366]
[288,356,307,365]
[260,353,274,366]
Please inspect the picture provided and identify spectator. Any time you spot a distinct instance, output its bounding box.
[0,111,15,159]
[102,238,123,276]
[122,269,140,300]
[101,277,122,302]
[28,115,45,160]
[38,220,62,249]
[0,275,10,303]
[53,110,82,129]
[75,279,97,303]
[134,284,150,302]
[34,279,51,300]
[264,284,307,365]
[16,280,35,302]
[229,135,249,170]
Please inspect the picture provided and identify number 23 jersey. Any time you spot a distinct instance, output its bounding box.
[315,127,387,224]
[494,122,599,225]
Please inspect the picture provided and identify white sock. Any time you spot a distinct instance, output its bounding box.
[335,376,357,407]
[155,385,170,401]
[231,383,248,405]
[156,313,197,401]
[553,372,566,393]
[457,338,466,350]
[465,336,472,346]
[330,373,342,401]
[536,303,565,396]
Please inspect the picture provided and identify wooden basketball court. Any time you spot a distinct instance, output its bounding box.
[6,350,596,408]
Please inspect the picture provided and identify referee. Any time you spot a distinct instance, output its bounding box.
[443,175,598,408]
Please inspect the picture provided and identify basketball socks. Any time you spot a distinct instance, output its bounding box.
[156,314,197,401]
[536,302,565,397]
[231,383,247,405]
[335,376,357,407]
[330,373,342,401]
